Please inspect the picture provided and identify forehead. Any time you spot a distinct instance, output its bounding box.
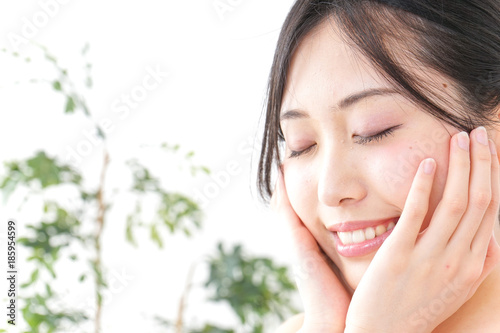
[282,20,391,112]
[281,19,457,118]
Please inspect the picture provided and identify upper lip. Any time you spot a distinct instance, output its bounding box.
[327,216,400,233]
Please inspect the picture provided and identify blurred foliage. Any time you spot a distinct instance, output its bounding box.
[205,243,297,326]
[1,44,298,332]
[1,152,89,332]
[0,151,82,202]
[154,242,297,332]
[125,159,203,247]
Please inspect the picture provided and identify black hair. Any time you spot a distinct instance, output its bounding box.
[257,0,500,200]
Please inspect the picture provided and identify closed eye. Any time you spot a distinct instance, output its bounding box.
[287,124,402,158]
[354,125,402,145]
[289,144,316,158]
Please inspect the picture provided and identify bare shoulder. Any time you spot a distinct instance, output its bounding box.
[275,313,305,333]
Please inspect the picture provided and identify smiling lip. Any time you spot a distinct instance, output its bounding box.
[328,217,400,257]
[328,217,399,232]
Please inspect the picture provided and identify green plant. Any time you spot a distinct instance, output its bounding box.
[1,44,298,333]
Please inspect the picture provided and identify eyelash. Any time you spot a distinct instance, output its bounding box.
[288,125,402,158]
[354,124,402,145]
[289,145,316,158]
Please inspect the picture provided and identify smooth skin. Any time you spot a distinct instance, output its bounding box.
[272,21,500,332]
[273,131,500,332]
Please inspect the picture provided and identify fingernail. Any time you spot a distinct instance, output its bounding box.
[489,139,497,155]
[476,126,488,146]
[423,158,436,175]
[457,132,469,151]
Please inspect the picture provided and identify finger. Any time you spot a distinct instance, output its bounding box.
[471,139,500,254]
[425,132,470,247]
[467,235,500,299]
[452,127,492,246]
[391,158,436,247]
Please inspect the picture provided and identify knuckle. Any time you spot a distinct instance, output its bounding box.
[470,190,491,210]
[405,200,428,220]
[488,198,500,211]
[444,197,467,217]
[476,150,492,162]
[460,264,482,285]
[488,194,500,210]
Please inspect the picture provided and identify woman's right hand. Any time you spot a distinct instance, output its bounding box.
[271,169,351,332]
[344,129,500,333]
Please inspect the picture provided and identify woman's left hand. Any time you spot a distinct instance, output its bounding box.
[345,129,500,333]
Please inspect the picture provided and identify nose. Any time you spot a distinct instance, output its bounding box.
[317,149,367,207]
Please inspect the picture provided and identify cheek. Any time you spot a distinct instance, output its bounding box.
[283,164,316,222]
[375,137,450,222]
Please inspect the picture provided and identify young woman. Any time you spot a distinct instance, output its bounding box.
[257,1,500,332]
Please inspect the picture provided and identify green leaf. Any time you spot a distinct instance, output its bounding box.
[42,259,56,279]
[65,96,76,113]
[190,324,235,333]
[45,53,57,63]
[201,166,211,175]
[52,81,62,91]
[45,283,53,297]
[203,242,298,327]
[150,224,163,248]
[96,126,105,139]
[125,215,137,246]
[26,152,61,188]
[20,268,39,288]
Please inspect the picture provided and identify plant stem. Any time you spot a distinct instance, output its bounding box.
[175,261,197,333]
[95,150,110,333]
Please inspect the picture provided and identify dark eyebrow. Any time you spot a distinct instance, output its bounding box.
[280,88,398,121]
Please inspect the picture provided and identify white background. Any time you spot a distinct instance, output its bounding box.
[0,1,301,332]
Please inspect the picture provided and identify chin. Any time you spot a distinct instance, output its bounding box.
[337,258,374,292]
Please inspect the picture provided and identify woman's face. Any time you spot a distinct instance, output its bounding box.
[280,21,461,291]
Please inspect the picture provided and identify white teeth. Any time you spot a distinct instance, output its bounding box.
[338,230,353,245]
[365,227,376,240]
[352,230,366,243]
[375,225,386,236]
[338,222,396,245]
